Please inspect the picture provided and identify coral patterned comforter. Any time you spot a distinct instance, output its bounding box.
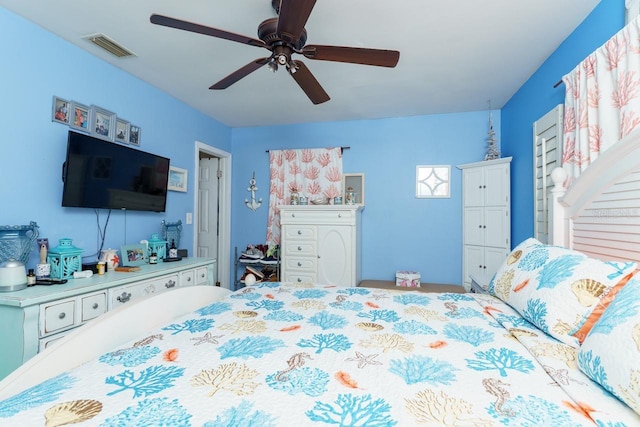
[1,282,638,426]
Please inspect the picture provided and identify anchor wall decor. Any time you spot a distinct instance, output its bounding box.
[245,172,262,211]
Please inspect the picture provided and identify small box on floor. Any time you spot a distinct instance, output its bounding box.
[396,270,420,287]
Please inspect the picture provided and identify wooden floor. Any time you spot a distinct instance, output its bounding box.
[358,280,465,293]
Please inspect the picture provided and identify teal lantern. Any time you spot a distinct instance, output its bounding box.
[47,238,83,279]
[148,233,167,260]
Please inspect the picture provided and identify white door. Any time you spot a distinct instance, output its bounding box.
[197,156,219,280]
[317,225,351,286]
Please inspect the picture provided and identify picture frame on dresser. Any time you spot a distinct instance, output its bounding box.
[342,173,365,205]
[120,244,147,266]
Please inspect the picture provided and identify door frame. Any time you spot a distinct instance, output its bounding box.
[193,141,231,289]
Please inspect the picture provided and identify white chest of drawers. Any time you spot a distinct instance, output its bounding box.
[0,257,215,380]
[279,205,363,287]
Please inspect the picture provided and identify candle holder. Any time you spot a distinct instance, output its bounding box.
[47,238,83,279]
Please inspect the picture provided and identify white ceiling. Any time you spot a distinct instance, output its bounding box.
[1,0,600,128]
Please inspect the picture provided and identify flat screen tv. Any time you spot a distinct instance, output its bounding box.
[62,131,170,212]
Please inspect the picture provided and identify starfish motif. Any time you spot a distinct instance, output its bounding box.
[369,293,389,301]
[345,351,382,369]
[190,331,223,345]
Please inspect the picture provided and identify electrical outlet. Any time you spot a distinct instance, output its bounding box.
[186,212,193,224]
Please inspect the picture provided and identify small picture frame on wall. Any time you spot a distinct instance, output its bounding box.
[115,118,130,144]
[52,96,70,125]
[168,166,188,192]
[90,106,116,141]
[129,124,141,146]
[120,244,148,266]
[69,101,90,132]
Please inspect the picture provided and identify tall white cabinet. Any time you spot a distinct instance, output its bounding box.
[458,157,512,290]
[279,205,363,287]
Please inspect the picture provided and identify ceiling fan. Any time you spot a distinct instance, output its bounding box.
[150,0,400,104]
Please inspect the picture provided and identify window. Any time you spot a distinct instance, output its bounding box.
[416,165,450,198]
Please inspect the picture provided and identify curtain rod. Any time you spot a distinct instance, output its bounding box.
[265,146,350,153]
[553,80,563,88]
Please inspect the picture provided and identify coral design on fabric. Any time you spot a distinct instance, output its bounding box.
[191,362,260,397]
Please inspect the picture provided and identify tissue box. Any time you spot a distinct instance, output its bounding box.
[396,271,420,287]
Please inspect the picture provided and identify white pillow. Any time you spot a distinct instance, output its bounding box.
[488,238,637,347]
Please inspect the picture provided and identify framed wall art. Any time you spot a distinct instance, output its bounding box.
[129,124,141,146]
[120,244,148,266]
[51,96,70,125]
[342,173,365,205]
[90,106,116,141]
[168,166,188,192]
[69,101,90,132]
[115,118,130,144]
[416,165,451,198]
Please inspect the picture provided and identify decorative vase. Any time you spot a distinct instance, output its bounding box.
[100,248,120,271]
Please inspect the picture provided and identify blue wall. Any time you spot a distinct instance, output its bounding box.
[231,112,500,284]
[501,0,626,246]
[0,8,231,269]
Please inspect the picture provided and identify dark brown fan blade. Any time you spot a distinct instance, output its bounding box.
[276,0,316,44]
[209,58,271,90]
[302,45,400,67]
[150,14,267,49]
[289,60,330,105]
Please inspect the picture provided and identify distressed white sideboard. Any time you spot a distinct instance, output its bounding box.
[0,257,216,380]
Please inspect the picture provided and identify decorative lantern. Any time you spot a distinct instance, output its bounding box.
[148,233,167,260]
[47,238,83,279]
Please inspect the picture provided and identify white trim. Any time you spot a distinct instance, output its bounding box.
[194,142,232,289]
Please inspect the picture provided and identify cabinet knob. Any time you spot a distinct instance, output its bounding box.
[117,292,132,303]
[297,230,302,235]
[186,276,192,282]
[483,265,487,269]
[298,246,302,251]
[165,280,176,288]
[478,265,483,269]
[92,303,99,309]
[58,312,66,319]
[297,262,302,267]
[338,214,342,218]
[297,278,302,282]
[478,225,482,228]
[483,185,487,189]
[483,225,486,229]
[292,213,296,218]
[478,185,482,189]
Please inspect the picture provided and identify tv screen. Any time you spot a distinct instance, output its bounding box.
[62,131,170,212]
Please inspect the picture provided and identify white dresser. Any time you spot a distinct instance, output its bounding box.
[279,205,363,287]
[0,257,216,380]
[458,157,511,290]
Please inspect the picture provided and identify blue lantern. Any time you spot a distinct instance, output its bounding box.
[148,233,167,259]
[47,238,83,279]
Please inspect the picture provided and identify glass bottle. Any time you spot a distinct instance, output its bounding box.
[169,239,178,258]
[27,269,36,286]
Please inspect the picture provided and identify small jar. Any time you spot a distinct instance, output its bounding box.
[27,269,36,286]
[149,252,158,264]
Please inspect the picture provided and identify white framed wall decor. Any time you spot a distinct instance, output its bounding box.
[342,173,365,205]
[416,165,450,198]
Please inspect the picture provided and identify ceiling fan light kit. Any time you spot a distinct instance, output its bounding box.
[150,0,399,105]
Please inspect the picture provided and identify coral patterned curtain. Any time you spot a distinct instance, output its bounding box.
[561,17,640,186]
[266,148,343,245]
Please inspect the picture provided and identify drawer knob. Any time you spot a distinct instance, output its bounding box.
[187,276,192,282]
[297,262,302,267]
[165,280,176,288]
[117,292,132,303]
[92,303,99,309]
[338,214,342,218]
[200,273,206,278]
[292,213,296,218]
[297,278,302,282]
[298,246,302,251]
[297,230,302,235]
[58,312,66,319]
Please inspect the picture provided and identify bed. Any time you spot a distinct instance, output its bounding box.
[0,133,639,426]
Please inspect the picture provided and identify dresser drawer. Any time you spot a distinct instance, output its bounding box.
[80,292,107,322]
[284,257,317,271]
[180,269,195,287]
[195,267,209,285]
[284,241,316,256]
[283,225,317,241]
[109,274,179,308]
[280,209,355,225]
[283,272,317,284]
[41,299,76,336]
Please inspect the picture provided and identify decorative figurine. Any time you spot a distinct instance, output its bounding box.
[245,172,262,211]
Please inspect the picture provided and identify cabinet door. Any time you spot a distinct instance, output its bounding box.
[463,207,484,246]
[484,163,509,206]
[485,247,509,279]
[484,207,509,248]
[463,245,485,286]
[317,225,352,286]
[463,168,485,207]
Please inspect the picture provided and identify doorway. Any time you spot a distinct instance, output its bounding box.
[194,142,231,288]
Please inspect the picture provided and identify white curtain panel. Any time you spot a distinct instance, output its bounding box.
[562,16,640,186]
[266,148,343,245]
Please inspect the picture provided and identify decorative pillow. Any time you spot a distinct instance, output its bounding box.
[488,238,637,347]
[578,275,640,415]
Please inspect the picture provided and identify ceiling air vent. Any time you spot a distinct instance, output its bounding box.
[82,33,135,58]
